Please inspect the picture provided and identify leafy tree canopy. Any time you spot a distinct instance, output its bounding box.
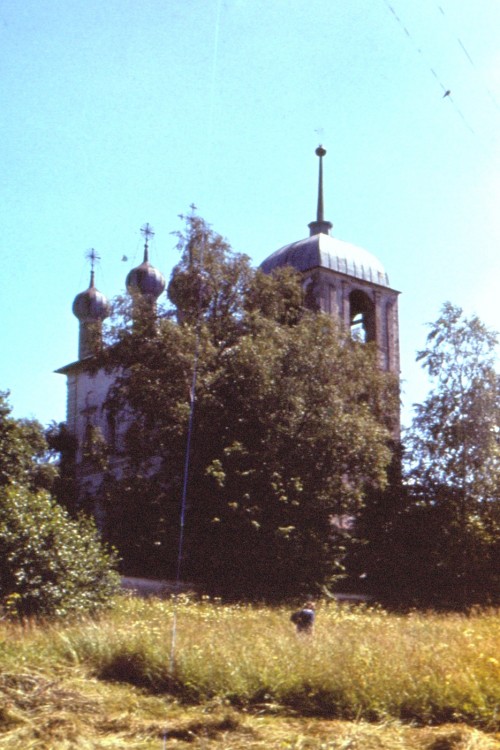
[96,215,398,597]
[0,391,56,492]
[397,302,500,606]
[408,301,500,500]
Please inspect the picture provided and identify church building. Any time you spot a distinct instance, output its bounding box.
[56,147,400,501]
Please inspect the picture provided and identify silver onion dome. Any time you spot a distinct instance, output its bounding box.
[72,270,111,321]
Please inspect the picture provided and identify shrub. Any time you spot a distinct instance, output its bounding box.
[0,485,120,617]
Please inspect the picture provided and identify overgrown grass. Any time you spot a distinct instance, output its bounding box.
[12,596,500,727]
[0,596,499,748]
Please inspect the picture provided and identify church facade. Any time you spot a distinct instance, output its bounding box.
[57,148,400,501]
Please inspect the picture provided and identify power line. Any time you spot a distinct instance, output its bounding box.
[435,3,500,114]
[382,0,477,135]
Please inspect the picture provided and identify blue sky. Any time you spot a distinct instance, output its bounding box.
[1,0,499,429]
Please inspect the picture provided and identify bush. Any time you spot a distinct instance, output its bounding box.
[0,485,120,617]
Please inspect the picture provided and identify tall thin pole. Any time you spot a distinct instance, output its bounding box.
[169,229,205,675]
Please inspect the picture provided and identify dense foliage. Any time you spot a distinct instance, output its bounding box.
[356,303,500,607]
[0,390,55,492]
[403,303,500,605]
[0,392,119,617]
[0,485,120,617]
[95,215,398,597]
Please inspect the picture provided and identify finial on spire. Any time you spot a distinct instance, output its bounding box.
[85,248,101,287]
[308,145,333,237]
[140,223,155,262]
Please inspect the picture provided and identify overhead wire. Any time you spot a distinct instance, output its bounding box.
[381,0,477,135]
[435,3,500,114]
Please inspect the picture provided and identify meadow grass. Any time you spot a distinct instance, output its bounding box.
[0,596,499,748]
[21,596,500,726]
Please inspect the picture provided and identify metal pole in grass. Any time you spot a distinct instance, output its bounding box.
[169,224,205,675]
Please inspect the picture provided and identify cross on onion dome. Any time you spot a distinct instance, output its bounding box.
[140,223,155,247]
[140,223,155,262]
[85,248,101,285]
[85,248,101,271]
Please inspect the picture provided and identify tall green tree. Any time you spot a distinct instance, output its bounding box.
[402,302,500,605]
[97,215,398,597]
[0,391,55,492]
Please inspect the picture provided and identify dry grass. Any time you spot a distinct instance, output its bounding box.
[0,673,498,749]
[0,596,498,748]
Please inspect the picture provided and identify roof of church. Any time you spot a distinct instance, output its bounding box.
[260,232,390,287]
[259,145,392,289]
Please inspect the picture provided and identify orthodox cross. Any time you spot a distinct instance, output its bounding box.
[85,248,101,286]
[140,223,155,261]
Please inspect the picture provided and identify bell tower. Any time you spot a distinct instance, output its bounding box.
[260,146,400,376]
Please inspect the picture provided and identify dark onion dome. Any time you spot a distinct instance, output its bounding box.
[72,270,111,321]
[126,258,166,300]
[125,227,166,301]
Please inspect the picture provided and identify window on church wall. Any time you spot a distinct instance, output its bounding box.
[349,290,375,343]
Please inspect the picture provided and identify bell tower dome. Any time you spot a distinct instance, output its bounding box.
[260,146,400,376]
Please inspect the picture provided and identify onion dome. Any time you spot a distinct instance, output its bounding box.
[126,223,166,301]
[72,250,110,360]
[260,146,390,287]
[72,269,111,322]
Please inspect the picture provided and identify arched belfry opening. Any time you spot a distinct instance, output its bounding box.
[349,290,375,344]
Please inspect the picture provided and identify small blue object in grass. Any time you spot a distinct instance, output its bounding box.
[290,601,316,633]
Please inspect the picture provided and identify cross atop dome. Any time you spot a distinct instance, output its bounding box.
[140,223,155,262]
[85,248,101,286]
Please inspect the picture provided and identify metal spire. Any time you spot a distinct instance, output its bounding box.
[308,145,333,237]
[140,223,155,262]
